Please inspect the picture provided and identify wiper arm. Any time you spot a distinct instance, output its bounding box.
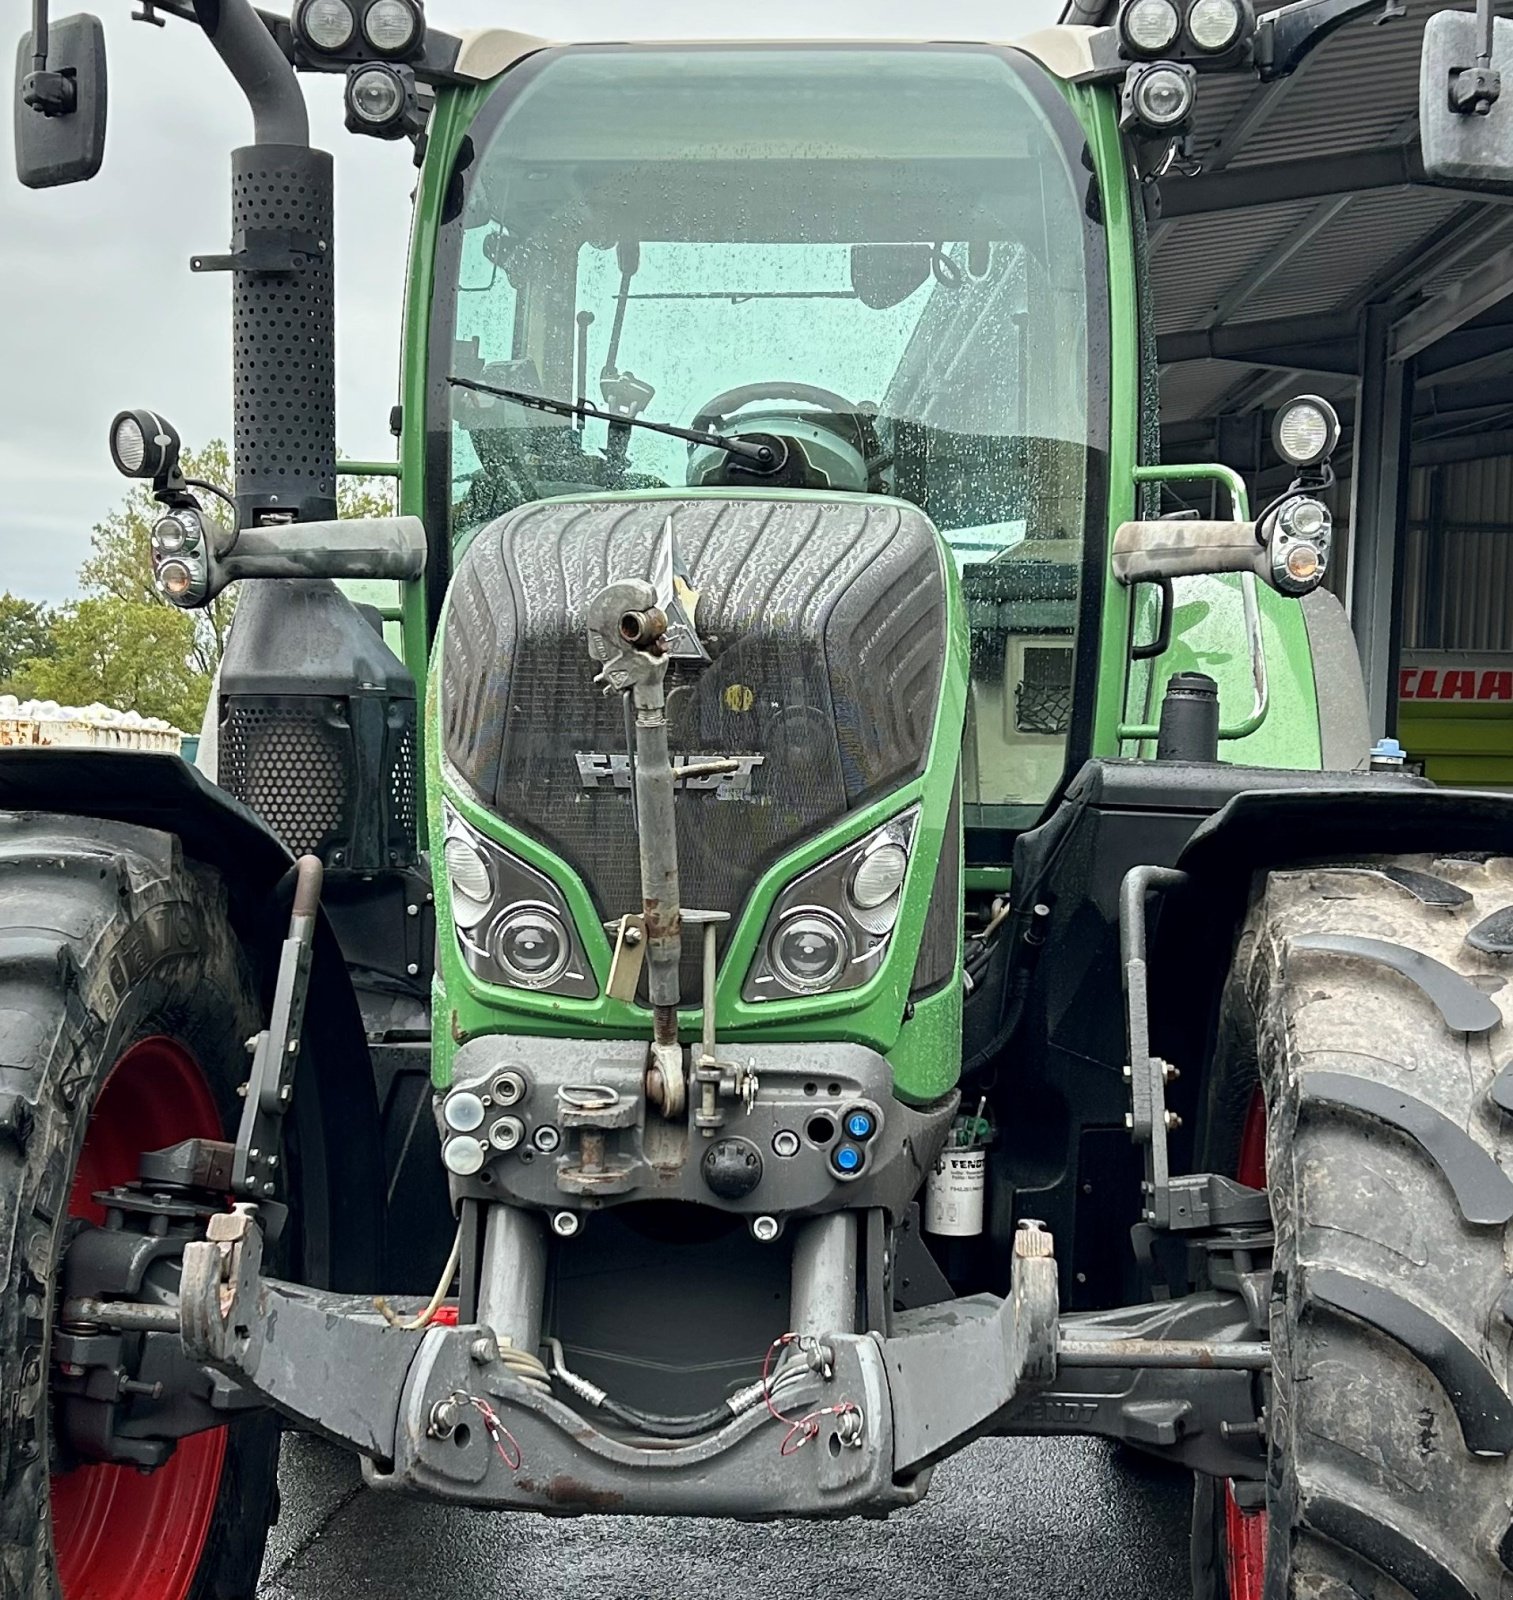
[448,375,783,472]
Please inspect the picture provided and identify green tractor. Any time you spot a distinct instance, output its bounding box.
[8,1,1513,1596]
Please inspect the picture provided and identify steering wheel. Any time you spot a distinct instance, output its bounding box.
[690,381,865,438]
[690,382,885,492]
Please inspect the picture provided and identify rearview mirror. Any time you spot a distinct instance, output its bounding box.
[14,12,107,189]
[1421,8,1513,189]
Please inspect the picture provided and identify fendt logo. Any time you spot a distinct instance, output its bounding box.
[575,752,764,800]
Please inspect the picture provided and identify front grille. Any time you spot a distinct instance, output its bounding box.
[442,496,948,997]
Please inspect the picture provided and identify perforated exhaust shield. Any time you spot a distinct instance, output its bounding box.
[227,144,337,526]
[440,497,948,993]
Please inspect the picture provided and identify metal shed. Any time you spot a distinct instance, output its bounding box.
[1067,0,1513,783]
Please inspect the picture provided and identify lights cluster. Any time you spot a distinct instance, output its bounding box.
[443,804,598,1000]
[150,507,210,608]
[1118,0,1252,60]
[744,808,918,1003]
[294,0,423,57]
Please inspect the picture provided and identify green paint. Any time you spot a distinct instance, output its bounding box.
[1067,80,1142,763]
[965,867,1012,892]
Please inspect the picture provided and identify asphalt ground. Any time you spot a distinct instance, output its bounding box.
[259,1432,1192,1598]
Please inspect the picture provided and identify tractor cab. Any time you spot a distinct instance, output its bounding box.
[438,43,1101,827]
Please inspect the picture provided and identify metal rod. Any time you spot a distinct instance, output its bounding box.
[62,1298,180,1334]
[632,674,682,1014]
[30,0,49,74]
[1058,1338,1271,1371]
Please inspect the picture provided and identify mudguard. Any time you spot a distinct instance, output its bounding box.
[0,746,384,1289]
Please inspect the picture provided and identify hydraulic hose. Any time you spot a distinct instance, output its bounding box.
[192,0,308,146]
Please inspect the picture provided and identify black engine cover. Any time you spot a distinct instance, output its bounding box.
[440,495,948,987]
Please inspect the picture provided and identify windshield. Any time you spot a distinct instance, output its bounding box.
[433,45,1106,824]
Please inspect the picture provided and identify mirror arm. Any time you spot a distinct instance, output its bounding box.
[22,0,78,116]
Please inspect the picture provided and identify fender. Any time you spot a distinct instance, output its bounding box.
[0,746,384,1290]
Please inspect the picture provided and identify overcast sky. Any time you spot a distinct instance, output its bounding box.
[1,0,1059,603]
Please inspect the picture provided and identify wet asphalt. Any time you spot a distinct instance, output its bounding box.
[258,1432,1191,1598]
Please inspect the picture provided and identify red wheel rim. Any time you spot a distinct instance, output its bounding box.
[1222,1086,1269,1600]
[51,1036,229,1600]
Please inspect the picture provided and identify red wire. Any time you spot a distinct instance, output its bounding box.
[761,1334,859,1455]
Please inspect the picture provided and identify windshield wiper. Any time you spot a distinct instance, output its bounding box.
[447,375,782,472]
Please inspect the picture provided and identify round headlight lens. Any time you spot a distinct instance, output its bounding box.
[1284,544,1322,583]
[493,906,570,989]
[299,0,356,51]
[152,515,187,555]
[1122,0,1181,53]
[1187,0,1244,50]
[769,911,848,993]
[112,415,146,474]
[348,64,406,125]
[1286,498,1328,538]
[362,0,419,53]
[1274,397,1338,466]
[443,832,493,926]
[158,560,193,599]
[1133,63,1195,128]
[850,842,908,910]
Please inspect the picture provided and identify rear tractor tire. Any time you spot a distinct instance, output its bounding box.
[1200,855,1513,1600]
[0,815,280,1600]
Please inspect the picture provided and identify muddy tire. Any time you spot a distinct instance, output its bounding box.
[1205,856,1513,1600]
[0,815,280,1600]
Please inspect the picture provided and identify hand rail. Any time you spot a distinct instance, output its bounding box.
[337,461,402,478]
[1117,464,1269,743]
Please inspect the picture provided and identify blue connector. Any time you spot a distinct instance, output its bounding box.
[845,1110,875,1140]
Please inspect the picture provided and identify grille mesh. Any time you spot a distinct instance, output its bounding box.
[220,701,347,857]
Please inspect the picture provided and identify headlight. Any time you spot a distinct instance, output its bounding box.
[109,408,180,481]
[347,64,406,126]
[1265,496,1332,596]
[493,906,571,990]
[1187,0,1245,51]
[1127,62,1196,130]
[151,509,199,556]
[297,0,356,51]
[442,804,597,999]
[744,807,920,1002]
[361,0,420,54]
[1273,395,1340,468]
[769,912,848,993]
[1120,0,1181,54]
[443,831,492,927]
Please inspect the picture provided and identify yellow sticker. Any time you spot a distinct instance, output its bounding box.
[723,684,755,714]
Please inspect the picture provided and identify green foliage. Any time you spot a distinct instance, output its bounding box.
[8,440,398,729]
[20,598,207,731]
[0,594,56,689]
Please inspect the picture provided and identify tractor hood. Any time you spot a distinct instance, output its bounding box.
[437,494,949,986]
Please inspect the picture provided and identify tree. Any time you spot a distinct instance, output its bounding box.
[20,598,207,731]
[0,594,56,690]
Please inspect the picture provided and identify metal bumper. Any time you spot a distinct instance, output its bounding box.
[177,1208,1060,1517]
